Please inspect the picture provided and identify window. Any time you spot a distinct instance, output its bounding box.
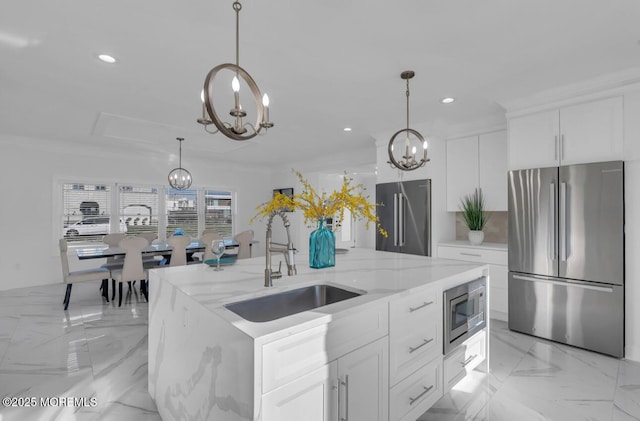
[60,182,233,243]
[120,185,159,238]
[166,188,199,238]
[62,183,115,242]
[204,190,233,237]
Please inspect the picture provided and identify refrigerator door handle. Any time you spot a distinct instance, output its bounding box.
[398,193,405,246]
[512,274,614,293]
[560,182,567,261]
[550,183,557,260]
[393,193,398,247]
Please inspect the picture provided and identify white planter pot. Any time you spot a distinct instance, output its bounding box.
[468,230,484,245]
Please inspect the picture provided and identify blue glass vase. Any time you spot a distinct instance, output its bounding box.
[309,219,335,269]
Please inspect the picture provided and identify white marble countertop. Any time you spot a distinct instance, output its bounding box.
[149,248,486,344]
[438,240,508,252]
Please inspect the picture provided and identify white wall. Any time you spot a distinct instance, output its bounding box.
[267,168,378,260]
[0,134,274,291]
[622,88,640,362]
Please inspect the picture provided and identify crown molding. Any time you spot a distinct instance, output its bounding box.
[501,67,640,117]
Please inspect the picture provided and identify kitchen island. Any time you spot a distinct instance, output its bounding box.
[148,248,488,421]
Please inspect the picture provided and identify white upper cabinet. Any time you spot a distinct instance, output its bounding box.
[508,96,623,170]
[479,131,508,211]
[508,110,559,170]
[560,97,624,165]
[446,130,507,212]
[446,136,478,212]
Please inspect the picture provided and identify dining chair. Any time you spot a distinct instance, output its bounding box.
[201,231,223,261]
[167,235,192,267]
[110,236,149,307]
[99,233,128,300]
[234,229,254,259]
[136,233,163,269]
[138,232,158,244]
[59,239,111,310]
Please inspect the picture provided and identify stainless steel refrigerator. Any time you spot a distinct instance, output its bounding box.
[375,179,431,256]
[508,161,624,357]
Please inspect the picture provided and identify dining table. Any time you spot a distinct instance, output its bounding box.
[75,239,239,303]
[75,239,239,260]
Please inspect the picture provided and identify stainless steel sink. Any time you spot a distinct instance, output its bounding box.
[225,284,363,322]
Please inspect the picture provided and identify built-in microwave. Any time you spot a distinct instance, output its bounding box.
[443,276,486,354]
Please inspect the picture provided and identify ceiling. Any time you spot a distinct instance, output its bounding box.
[1,0,640,172]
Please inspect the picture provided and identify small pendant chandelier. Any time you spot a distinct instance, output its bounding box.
[197,0,273,141]
[387,70,430,171]
[168,137,192,190]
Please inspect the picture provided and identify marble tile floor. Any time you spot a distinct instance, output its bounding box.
[0,282,638,421]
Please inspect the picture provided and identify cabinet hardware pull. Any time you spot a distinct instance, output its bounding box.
[409,385,434,405]
[461,354,478,367]
[460,252,482,257]
[409,338,434,354]
[334,379,340,420]
[409,301,433,312]
[555,135,558,161]
[340,375,349,421]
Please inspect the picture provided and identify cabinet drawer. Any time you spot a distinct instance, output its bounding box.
[390,320,439,386]
[390,357,442,421]
[438,245,507,266]
[262,324,330,394]
[262,303,388,394]
[390,287,438,326]
[443,329,486,391]
[326,303,388,362]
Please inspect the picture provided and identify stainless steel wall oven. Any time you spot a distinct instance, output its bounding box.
[444,276,486,354]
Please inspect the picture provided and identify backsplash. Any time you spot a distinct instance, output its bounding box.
[455,211,508,243]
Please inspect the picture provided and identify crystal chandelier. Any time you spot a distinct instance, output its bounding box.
[197,0,273,141]
[168,137,192,190]
[387,70,429,171]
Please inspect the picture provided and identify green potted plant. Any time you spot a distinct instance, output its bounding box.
[460,189,488,245]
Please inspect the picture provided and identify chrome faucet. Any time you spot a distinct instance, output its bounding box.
[265,211,297,287]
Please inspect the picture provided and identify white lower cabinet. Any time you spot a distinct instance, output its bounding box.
[262,362,338,421]
[389,357,442,421]
[443,329,486,391]
[262,337,388,421]
[261,278,489,421]
[337,337,389,421]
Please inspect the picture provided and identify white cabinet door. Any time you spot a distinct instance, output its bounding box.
[508,96,624,170]
[560,96,623,165]
[338,337,388,421]
[338,337,389,421]
[262,361,338,421]
[478,130,508,211]
[508,109,559,170]
[446,136,479,211]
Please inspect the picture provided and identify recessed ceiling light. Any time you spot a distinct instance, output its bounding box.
[343,127,352,132]
[98,54,116,64]
[441,97,455,104]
